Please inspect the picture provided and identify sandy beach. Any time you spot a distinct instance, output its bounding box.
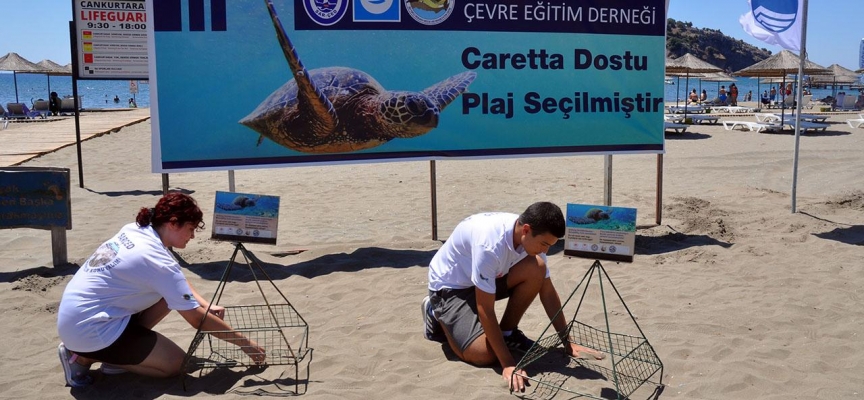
[1,108,864,399]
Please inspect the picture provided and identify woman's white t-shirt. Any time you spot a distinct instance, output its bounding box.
[57,223,199,352]
[428,212,548,294]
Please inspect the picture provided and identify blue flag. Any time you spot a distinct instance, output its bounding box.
[739,0,803,51]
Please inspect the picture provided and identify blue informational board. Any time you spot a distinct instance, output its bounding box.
[149,0,666,171]
[0,167,72,230]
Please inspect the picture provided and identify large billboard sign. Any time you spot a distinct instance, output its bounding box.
[149,0,666,172]
[73,0,149,79]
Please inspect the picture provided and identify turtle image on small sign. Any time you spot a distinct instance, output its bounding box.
[564,203,637,263]
[239,0,476,154]
[211,191,280,245]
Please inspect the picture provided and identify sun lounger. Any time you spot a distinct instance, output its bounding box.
[713,106,754,113]
[766,120,830,132]
[795,121,830,132]
[5,103,44,119]
[663,114,684,123]
[846,118,864,128]
[59,97,80,115]
[836,95,859,111]
[667,105,705,114]
[767,113,829,123]
[664,121,688,133]
[690,115,719,124]
[722,120,779,132]
[32,100,51,118]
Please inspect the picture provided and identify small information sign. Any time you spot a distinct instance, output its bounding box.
[0,167,71,230]
[211,191,280,245]
[564,203,636,263]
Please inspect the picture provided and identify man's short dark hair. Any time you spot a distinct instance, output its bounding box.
[518,202,565,238]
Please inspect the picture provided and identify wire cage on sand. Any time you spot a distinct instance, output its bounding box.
[182,243,312,395]
[512,260,664,400]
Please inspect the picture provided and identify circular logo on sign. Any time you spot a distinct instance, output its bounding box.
[405,0,454,25]
[360,0,394,14]
[303,0,348,26]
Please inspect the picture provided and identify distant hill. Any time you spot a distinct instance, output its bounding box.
[666,18,771,73]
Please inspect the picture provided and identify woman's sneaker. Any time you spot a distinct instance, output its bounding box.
[58,343,93,387]
[421,296,446,342]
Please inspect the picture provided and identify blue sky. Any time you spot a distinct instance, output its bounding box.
[1,1,862,70]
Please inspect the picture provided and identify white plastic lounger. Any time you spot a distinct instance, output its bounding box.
[846,118,864,128]
[664,122,688,133]
[690,115,720,124]
[796,121,830,132]
[722,120,777,132]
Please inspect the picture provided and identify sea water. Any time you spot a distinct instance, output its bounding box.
[0,72,150,110]
[664,76,855,105]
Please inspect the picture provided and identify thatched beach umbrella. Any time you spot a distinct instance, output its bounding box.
[695,72,736,100]
[808,64,859,97]
[666,54,723,118]
[0,52,45,103]
[34,59,72,99]
[734,50,830,124]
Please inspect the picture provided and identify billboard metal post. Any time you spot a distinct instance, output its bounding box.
[69,21,85,188]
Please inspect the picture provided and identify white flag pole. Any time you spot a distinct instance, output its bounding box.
[791,0,808,213]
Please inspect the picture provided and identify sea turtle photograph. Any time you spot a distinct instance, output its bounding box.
[239,0,476,154]
[568,208,612,225]
[565,204,637,232]
[215,195,259,211]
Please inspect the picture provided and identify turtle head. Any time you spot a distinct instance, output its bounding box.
[378,91,440,138]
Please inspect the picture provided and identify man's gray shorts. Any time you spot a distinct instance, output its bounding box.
[429,275,510,352]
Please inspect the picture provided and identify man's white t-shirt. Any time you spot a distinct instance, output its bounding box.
[428,212,548,294]
[57,223,200,352]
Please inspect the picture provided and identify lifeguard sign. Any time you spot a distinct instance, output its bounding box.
[73,0,149,80]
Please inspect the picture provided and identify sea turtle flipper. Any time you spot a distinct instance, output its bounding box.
[422,71,476,112]
[257,134,264,146]
[265,0,338,137]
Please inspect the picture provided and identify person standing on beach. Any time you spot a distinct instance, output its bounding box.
[729,84,739,106]
[422,202,605,393]
[56,193,265,387]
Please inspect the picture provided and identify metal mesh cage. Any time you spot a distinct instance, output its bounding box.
[513,260,664,400]
[181,243,312,395]
[187,304,310,370]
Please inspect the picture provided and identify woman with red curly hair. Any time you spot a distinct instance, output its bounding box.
[56,193,265,387]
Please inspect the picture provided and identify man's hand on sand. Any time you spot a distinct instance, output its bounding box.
[566,343,606,360]
[503,366,529,392]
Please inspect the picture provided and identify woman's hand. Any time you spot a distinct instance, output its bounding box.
[242,339,267,365]
[207,305,225,319]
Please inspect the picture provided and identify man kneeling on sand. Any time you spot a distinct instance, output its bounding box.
[422,202,605,392]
